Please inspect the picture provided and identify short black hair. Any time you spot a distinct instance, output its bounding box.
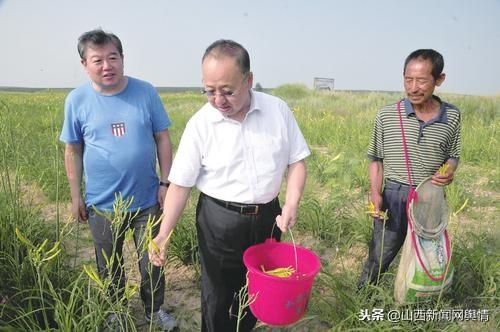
[202,39,250,75]
[404,49,444,80]
[77,28,123,60]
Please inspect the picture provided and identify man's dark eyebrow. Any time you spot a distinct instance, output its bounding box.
[90,52,120,58]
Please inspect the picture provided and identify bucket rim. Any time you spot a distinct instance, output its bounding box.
[243,241,321,281]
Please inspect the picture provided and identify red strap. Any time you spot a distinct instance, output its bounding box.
[396,101,451,282]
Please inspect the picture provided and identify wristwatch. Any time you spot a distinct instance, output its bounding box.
[159,181,170,188]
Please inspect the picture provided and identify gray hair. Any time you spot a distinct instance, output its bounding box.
[202,39,250,75]
[77,28,123,60]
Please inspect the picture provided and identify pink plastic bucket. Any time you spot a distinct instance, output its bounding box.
[243,238,321,326]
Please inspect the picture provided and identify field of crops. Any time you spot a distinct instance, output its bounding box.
[0,86,498,331]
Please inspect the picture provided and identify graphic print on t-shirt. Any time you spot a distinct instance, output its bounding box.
[111,122,126,137]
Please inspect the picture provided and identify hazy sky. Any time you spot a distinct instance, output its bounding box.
[1,0,499,95]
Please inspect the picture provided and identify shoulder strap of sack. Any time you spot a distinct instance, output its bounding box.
[396,100,452,282]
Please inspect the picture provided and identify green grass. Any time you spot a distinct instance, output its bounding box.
[0,87,498,331]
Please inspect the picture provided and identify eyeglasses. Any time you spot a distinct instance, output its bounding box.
[201,89,237,98]
[201,73,249,99]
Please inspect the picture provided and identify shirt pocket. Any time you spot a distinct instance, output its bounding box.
[201,138,240,174]
[252,135,287,177]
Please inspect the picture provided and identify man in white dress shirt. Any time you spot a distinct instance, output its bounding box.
[149,39,310,332]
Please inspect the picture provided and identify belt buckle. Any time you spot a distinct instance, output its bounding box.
[241,205,259,215]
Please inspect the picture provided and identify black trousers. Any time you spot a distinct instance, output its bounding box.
[196,193,282,332]
[358,181,411,287]
[87,204,165,313]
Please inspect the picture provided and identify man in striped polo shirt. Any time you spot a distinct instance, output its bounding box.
[358,49,461,288]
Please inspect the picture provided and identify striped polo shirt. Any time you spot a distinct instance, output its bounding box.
[367,96,461,186]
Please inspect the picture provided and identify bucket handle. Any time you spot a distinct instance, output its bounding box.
[270,222,298,273]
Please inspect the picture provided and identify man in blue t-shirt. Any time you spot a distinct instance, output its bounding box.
[60,29,176,331]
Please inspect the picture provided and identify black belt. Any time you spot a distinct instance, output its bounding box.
[201,192,278,215]
[385,179,416,189]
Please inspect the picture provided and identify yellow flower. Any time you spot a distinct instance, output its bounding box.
[260,265,295,278]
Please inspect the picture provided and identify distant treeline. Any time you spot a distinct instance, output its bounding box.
[0,86,203,93]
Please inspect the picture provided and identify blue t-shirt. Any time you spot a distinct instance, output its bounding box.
[60,77,171,211]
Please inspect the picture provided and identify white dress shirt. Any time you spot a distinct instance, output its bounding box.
[169,90,310,204]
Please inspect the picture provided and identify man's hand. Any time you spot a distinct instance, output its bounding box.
[368,160,384,218]
[370,191,383,218]
[149,184,191,267]
[432,168,454,186]
[275,203,298,233]
[432,160,458,186]
[157,185,167,209]
[149,234,169,267]
[71,195,87,223]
